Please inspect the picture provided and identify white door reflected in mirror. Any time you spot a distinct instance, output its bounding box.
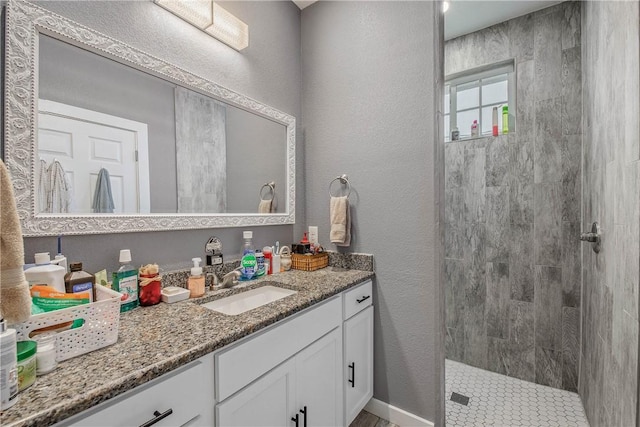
[37,100,151,214]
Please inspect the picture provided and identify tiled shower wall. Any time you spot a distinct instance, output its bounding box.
[579,1,640,425]
[444,2,582,391]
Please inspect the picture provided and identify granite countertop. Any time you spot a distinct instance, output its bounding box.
[1,260,374,427]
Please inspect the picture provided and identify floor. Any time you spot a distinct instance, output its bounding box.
[350,410,398,427]
[446,360,589,427]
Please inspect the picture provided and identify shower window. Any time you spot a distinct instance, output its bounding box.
[444,60,515,142]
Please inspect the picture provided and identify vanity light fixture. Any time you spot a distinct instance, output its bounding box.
[155,0,249,51]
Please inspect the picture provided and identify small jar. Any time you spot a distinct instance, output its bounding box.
[36,336,57,376]
[17,341,37,392]
[139,273,162,306]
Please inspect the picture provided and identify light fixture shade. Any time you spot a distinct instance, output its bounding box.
[155,0,213,29]
[205,3,249,51]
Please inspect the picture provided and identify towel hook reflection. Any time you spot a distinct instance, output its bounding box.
[329,174,351,198]
[260,181,275,201]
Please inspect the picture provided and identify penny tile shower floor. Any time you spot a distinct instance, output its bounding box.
[446,359,589,427]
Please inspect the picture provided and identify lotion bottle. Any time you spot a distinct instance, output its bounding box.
[0,319,18,410]
[188,258,205,298]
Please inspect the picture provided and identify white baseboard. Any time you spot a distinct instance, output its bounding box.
[363,398,434,427]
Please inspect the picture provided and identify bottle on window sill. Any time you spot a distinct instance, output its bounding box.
[471,120,479,137]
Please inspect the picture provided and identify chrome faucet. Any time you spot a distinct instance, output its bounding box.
[220,269,241,288]
[206,272,221,290]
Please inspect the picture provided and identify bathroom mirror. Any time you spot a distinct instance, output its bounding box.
[4,0,295,236]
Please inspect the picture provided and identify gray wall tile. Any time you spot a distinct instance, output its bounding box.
[485,186,510,263]
[509,223,534,302]
[534,265,562,350]
[485,136,511,187]
[561,135,582,222]
[533,182,562,266]
[561,47,582,136]
[508,13,534,63]
[533,10,562,101]
[561,221,581,307]
[486,262,510,339]
[534,98,562,184]
[535,346,562,388]
[446,259,466,329]
[562,307,579,391]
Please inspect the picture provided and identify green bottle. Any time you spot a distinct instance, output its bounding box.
[112,249,138,312]
[502,105,509,134]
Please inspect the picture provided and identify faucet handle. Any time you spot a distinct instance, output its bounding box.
[221,270,241,288]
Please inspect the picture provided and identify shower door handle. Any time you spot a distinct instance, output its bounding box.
[580,222,601,253]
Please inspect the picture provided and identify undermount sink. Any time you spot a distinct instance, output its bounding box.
[201,285,297,316]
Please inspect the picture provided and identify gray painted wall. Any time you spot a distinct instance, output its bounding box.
[24,1,302,272]
[301,2,444,423]
[580,1,640,425]
[444,2,582,392]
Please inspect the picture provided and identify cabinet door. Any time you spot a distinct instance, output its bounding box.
[216,359,296,427]
[344,306,374,425]
[295,327,343,427]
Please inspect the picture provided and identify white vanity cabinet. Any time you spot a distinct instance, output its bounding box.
[216,327,343,427]
[58,354,215,427]
[53,279,373,427]
[215,296,344,427]
[343,281,374,426]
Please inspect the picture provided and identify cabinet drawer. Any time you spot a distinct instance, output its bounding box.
[216,296,342,402]
[343,280,373,320]
[60,355,214,427]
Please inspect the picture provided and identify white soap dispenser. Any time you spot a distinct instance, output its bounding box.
[188,258,205,298]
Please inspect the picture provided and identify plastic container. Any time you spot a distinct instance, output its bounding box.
[139,264,162,306]
[263,246,273,275]
[451,127,460,141]
[188,258,205,298]
[16,341,37,392]
[492,107,499,136]
[471,119,479,137]
[35,335,57,376]
[255,250,266,277]
[272,254,281,275]
[0,319,19,410]
[25,253,66,293]
[112,250,138,312]
[239,231,257,281]
[13,285,122,362]
[64,262,96,302]
[502,105,509,134]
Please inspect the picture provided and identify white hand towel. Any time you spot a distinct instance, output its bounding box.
[258,199,272,214]
[330,196,351,246]
[0,159,32,322]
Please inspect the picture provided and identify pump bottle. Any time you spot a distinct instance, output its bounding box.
[188,258,205,298]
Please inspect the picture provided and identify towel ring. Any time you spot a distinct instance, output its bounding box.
[329,174,351,198]
[260,182,275,201]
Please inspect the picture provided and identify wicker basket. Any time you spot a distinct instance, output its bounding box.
[11,284,122,362]
[291,253,329,271]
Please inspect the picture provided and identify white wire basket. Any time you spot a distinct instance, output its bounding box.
[12,285,122,362]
